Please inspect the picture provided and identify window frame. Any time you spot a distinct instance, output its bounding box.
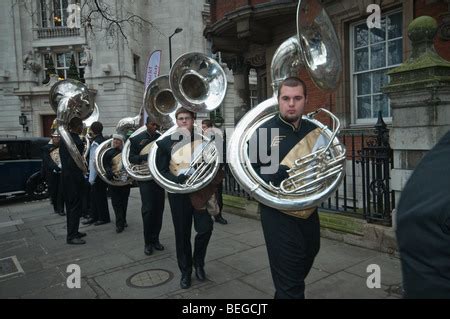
[42,51,85,82]
[38,0,80,28]
[349,9,403,126]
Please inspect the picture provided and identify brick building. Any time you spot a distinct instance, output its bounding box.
[206,0,449,128]
[205,0,450,240]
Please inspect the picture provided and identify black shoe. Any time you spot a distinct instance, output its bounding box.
[94,220,109,226]
[58,211,66,216]
[76,232,87,238]
[195,266,206,281]
[124,222,128,228]
[215,215,228,225]
[116,227,124,233]
[144,245,153,256]
[180,273,191,289]
[67,238,86,245]
[82,218,96,225]
[151,242,165,251]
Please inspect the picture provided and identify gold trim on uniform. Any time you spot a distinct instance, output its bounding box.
[50,147,61,167]
[139,142,153,158]
[279,127,322,219]
[111,153,123,174]
[169,139,203,176]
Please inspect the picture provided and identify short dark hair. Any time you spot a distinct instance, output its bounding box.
[277,77,307,100]
[145,116,156,125]
[175,107,195,120]
[90,121,103,135]
[68,117,83,130]
[201,119,213,128]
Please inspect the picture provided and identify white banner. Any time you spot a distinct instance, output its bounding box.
[142,50,162,124]
[145,50,161,89]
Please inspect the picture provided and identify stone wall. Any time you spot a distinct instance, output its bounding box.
[383,16,450,204]
[0,0,210,137]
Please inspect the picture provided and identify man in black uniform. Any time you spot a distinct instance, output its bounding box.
[156,107,214,289]
[129,117,165,256]
[84,121,110,226]
[201,119,227,225]
[396,130,450,298]
[59,117,87,245]
[41,131,65,216]
[103,134,131,234]
[252,77,321,299]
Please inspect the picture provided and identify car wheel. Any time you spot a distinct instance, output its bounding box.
[31,179,49,200]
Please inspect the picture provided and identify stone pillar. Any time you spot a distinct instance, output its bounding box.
[382,16,450,207]
[222,54,250,125]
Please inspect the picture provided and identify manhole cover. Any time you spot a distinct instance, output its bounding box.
[0,256,24,279]
[126,269,173,288]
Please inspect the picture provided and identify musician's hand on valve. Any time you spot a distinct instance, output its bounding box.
[177,173,188,184]
[106,171,115,181]
[270,165,290,187]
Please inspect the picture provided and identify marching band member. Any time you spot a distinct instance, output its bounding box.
[84,121,110,226]
[41,130,65,216]
[59,117,87,245]
[201,119,227,225]
[252,77,320,299]
[156,107,218,289]
[103,134,131,233]
[129,117,165,256]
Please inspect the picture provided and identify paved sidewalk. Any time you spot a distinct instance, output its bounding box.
[0,188,403,299]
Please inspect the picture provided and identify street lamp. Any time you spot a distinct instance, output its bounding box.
[169,27,183,68]
[19,113,28,132]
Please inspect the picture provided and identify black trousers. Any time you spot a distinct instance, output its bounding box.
[47,172,64,213]
[110,185,131,228]
[260,205,320,299]
[63,173,84,241]
[82,180,91,218]
[138,180,165,246]
[217,182,223,213]
[168,193,213,275]
[90,177,110,222]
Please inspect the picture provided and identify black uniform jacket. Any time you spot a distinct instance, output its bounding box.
[59,131,84,178]
[129,130,160,165]
[396,130,450,298]
[41,144,60,174]
[251,114,322,219]
[103,147,120,180]
[155,130,196,184]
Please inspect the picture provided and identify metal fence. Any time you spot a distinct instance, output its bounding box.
[34,27,80,39]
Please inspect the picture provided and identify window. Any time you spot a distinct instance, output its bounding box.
[39,0,80,28]
[133,54,140,79]
[250,89,258,108]
[249,68,258,108]
[43,51,85,82]
[351,10,403,124]
[40,0,48,28]
[53,0,69,26]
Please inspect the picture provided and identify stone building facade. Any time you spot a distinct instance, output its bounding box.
[0,0,214,137]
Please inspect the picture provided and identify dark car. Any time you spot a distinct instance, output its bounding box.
[0,137,50,200]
